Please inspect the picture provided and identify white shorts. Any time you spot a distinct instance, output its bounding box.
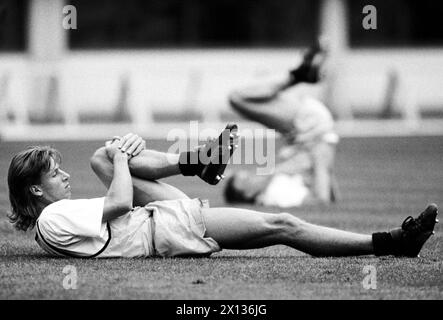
[145,198,221,257]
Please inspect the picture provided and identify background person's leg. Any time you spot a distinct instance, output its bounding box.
[202,208,373,256]
[229,85,298,135]
[310,142,336,203]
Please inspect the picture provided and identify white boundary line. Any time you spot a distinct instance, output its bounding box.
[1,119,443,141]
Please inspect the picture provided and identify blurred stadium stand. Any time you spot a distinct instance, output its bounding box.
[1,0,443,140]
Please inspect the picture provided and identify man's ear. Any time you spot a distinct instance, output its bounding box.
[29,185,43,197]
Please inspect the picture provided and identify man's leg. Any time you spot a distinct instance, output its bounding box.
[91,125,238,205]
[202,204,438,257]
[203,208,373,256]
[128,150,181,180]
[228,79,298,136]
[129,126,238,185]
[228,40,326,134]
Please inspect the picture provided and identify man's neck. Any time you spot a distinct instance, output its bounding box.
[35,200,52,216]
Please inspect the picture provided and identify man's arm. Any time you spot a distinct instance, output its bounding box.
[90,145,132,192]
[91,141,133,222]
[90,146,114,189]
[90,133,146,189]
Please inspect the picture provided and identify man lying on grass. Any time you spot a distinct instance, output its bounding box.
[6,126,439,259]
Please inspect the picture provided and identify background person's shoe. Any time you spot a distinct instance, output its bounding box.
[288,38,328,85]
[390,203,438,257]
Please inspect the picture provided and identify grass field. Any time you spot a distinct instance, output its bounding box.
[0,136,442,300]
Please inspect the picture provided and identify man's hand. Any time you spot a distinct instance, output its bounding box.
[117,133,146,157]
[105,139,125,160]
[105,133,146,160]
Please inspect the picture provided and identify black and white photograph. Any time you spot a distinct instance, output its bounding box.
[0,0,442,307]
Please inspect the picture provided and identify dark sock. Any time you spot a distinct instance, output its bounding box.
[372,232,395,256]
[178,151,203,176]
[288,69,303,86]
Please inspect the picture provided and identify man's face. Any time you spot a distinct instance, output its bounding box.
[38,157,72,204]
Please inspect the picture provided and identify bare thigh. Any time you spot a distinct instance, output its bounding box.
[132,176,189,206]
[202,207,286,249]
[230,95,298,134]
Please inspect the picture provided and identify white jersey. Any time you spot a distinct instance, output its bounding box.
[282,94,339,145]
[36,198,155,258]
[255,173,310,208]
